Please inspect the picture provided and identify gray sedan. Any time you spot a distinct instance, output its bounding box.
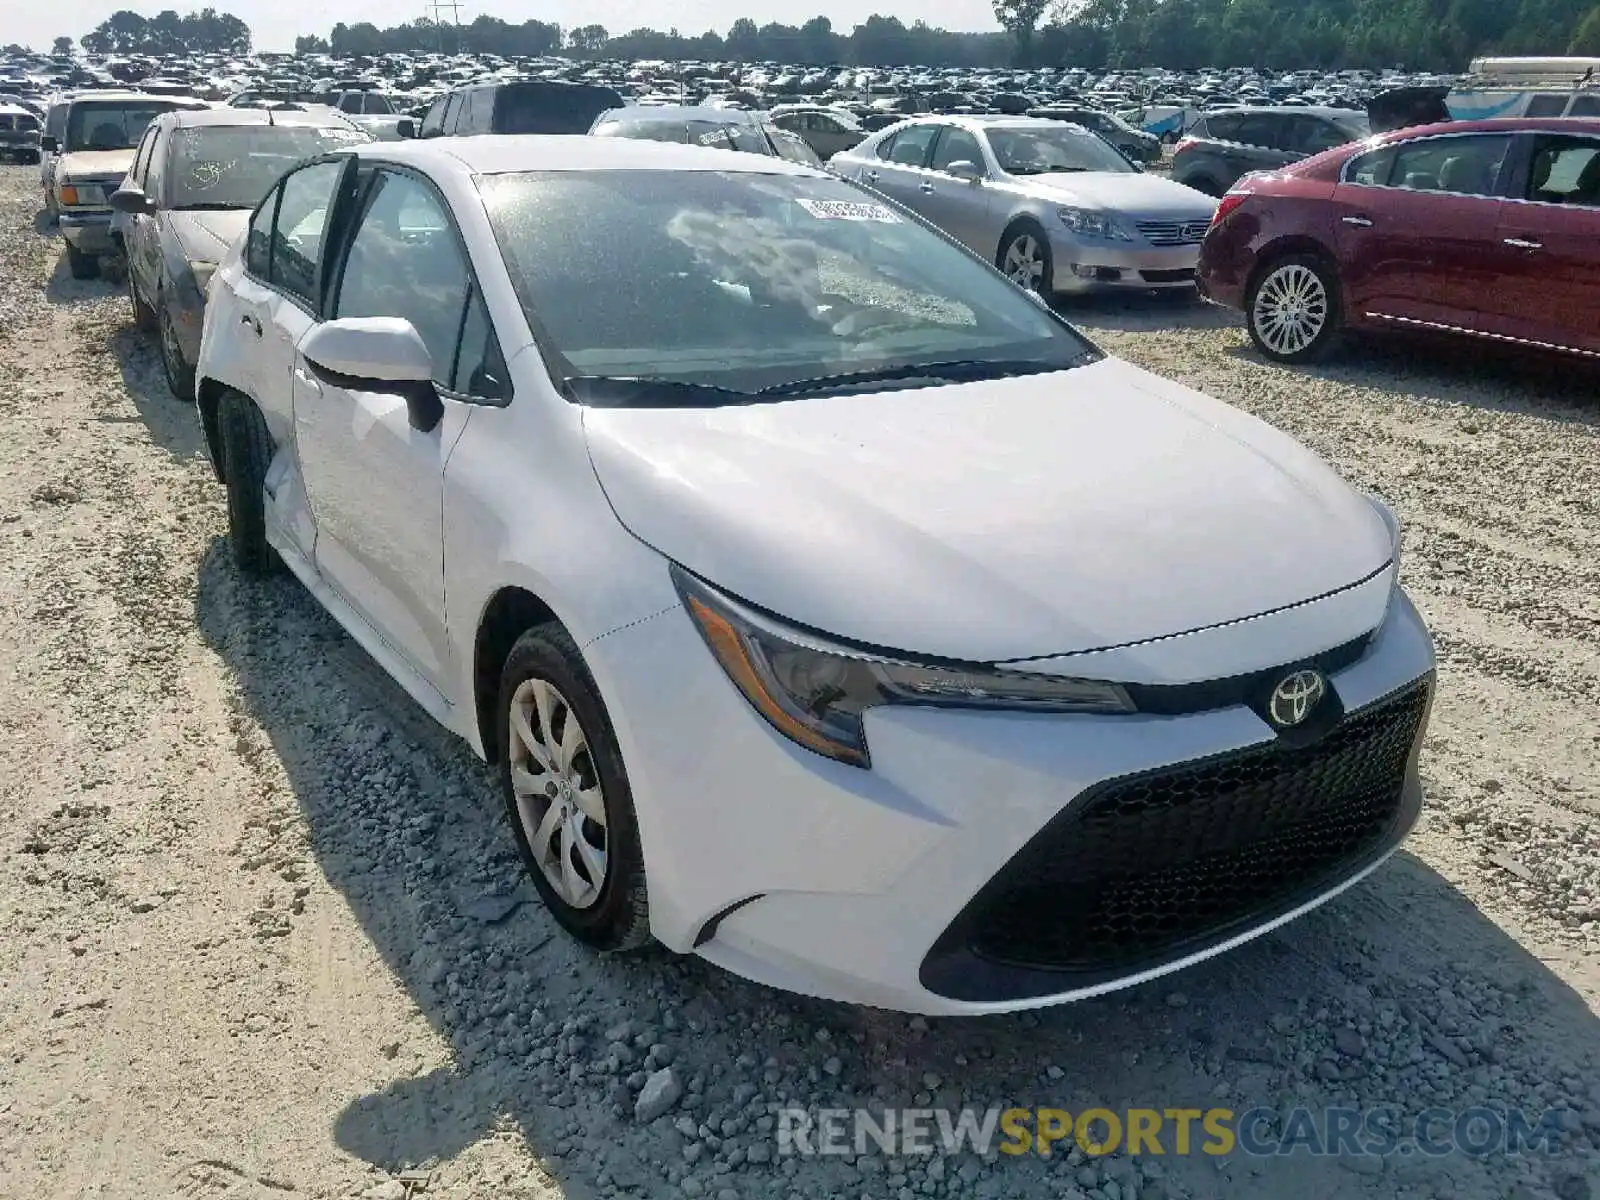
[109,107,369,399]
[830,116,1218,297]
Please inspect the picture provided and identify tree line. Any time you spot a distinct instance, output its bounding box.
[1009,0,1600,71]
[78,7,250,55]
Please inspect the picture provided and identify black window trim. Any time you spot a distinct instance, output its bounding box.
[241,152,359,317]
[928,123,985,176]
[325,161,513,407]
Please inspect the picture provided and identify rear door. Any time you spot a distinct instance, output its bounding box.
[859,122,938,206]
[1489,132,1600,355]
[1332,133,1512,329]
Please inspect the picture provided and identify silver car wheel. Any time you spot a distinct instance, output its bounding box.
[508,677,609,910]
[1252,263,1328,357]
[1002,234,1045,289]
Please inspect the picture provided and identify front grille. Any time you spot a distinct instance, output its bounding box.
[1137,219,1211,246]
[922,679,1429,998]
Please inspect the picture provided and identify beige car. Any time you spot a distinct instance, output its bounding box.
[44,92,208,279]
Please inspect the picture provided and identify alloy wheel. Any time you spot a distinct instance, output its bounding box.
[1251,263,1329,358]
[160,305,185,388]
[1002,234,1045,290]
[507,677,609,910]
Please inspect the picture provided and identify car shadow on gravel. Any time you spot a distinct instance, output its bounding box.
[41,249,119,308]
[1227,335,1600,428]
[1053,288,1238,336]
[193,542,1600,1200]
[97,319,213,463]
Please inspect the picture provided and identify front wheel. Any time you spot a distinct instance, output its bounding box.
[997,224,1054,297]
[1246,254,1343,364]
[158,292,195,401]
[498,624,651,952]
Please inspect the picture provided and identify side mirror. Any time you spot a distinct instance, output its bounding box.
[395,117,416,138]
[300,317,444,433]
[945,159,983,183]
[41,135,58,152]
[109,185,156,215]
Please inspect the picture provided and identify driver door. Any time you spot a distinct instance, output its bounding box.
[919,125,993,251]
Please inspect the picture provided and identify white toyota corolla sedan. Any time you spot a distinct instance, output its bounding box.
[194,136,1435,1015]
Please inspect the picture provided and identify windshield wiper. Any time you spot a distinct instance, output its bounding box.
[562,374,750,408]
[757,358,1089,398]
[173,202,247,211]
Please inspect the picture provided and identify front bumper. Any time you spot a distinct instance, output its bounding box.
[1048,232,1202,292]
[59,210,114,254]
[590,582,1435,1015]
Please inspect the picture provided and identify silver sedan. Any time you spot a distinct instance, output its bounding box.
[830,116,1219,297]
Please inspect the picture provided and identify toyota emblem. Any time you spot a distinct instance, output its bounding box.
[1268,669,1326,728]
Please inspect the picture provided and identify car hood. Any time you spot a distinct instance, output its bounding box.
[582,357,1393,662]
[1019,170,1217,218]
[168,208,249,260]
[60,148,135,179]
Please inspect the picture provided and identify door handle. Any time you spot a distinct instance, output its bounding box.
[1502,237,1543,250]
[1341,215,1374,227]
[240,313,262,336]
[293,363,322,395]
[863,169,879,182]
[919,181,935,193]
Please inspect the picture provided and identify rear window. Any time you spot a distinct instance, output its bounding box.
[493,83,624,135]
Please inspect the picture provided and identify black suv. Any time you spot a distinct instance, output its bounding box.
[1028,106,1162,164]
[418,79,625,138]
[1171,106,1370,195]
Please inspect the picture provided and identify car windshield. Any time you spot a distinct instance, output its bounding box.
[592,118,773,156]
[66,102,171,151]
[167,125,369,209]
[479,169,1098,404]
[988,126,1135,175]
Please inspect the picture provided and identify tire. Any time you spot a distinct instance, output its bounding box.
[1246,253,1343,365]
[157,291,195,401]
[997,222,1054,297]
[218,391,281,578]
[128,266,156,333]
[498,623,651,953]
[65,243,99,280]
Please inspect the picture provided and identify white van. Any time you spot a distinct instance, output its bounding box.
[1449,57,1600,120]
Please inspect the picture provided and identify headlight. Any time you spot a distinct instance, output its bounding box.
[672,565,1134,768]
[1058,206,1133,241]
[188,260,217,296]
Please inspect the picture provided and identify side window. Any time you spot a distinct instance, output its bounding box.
[1390,135,1510,197]
[452,289,509,399]
[271,159,346,304]
[142,128,166,204]
[1526,137,1600,206]
[874,131,900,160]
[1525,94,1568,119]
[882,123,938,166]
[420,97,448,138]
[1346,145,1396,187]
[365,93,393,115]
[1232,115,1285,150]
[1201,114,1235,141]
[246,183,279,277]
[338,94,362,114]
[930,126,983,172]
[334,170,470,388]
[1568,96,1600,118]
[440,91,463,134]
[130,126,156,188]
[1291,117,1354,156]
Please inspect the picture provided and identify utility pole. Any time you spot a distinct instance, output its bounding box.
[428,0,462,52]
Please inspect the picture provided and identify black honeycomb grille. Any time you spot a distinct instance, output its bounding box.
[965,681,1429,976]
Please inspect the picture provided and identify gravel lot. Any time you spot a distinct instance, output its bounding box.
[1,160,1596,1200]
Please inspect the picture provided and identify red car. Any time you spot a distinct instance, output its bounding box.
[1198,118,1600,364]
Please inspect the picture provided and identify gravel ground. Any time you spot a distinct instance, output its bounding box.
[0,161,1596,1200]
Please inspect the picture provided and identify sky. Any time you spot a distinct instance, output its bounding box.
[21,0,1002,54]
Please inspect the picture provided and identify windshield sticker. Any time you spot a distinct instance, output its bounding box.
[797,198,901,223]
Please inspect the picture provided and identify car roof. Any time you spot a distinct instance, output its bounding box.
[1204,105,1366,119]
[598,104,761,123]
[1376,116,1600,139]
[67,92,211,109]
[357,133,824,178]
[159,106,356,130]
